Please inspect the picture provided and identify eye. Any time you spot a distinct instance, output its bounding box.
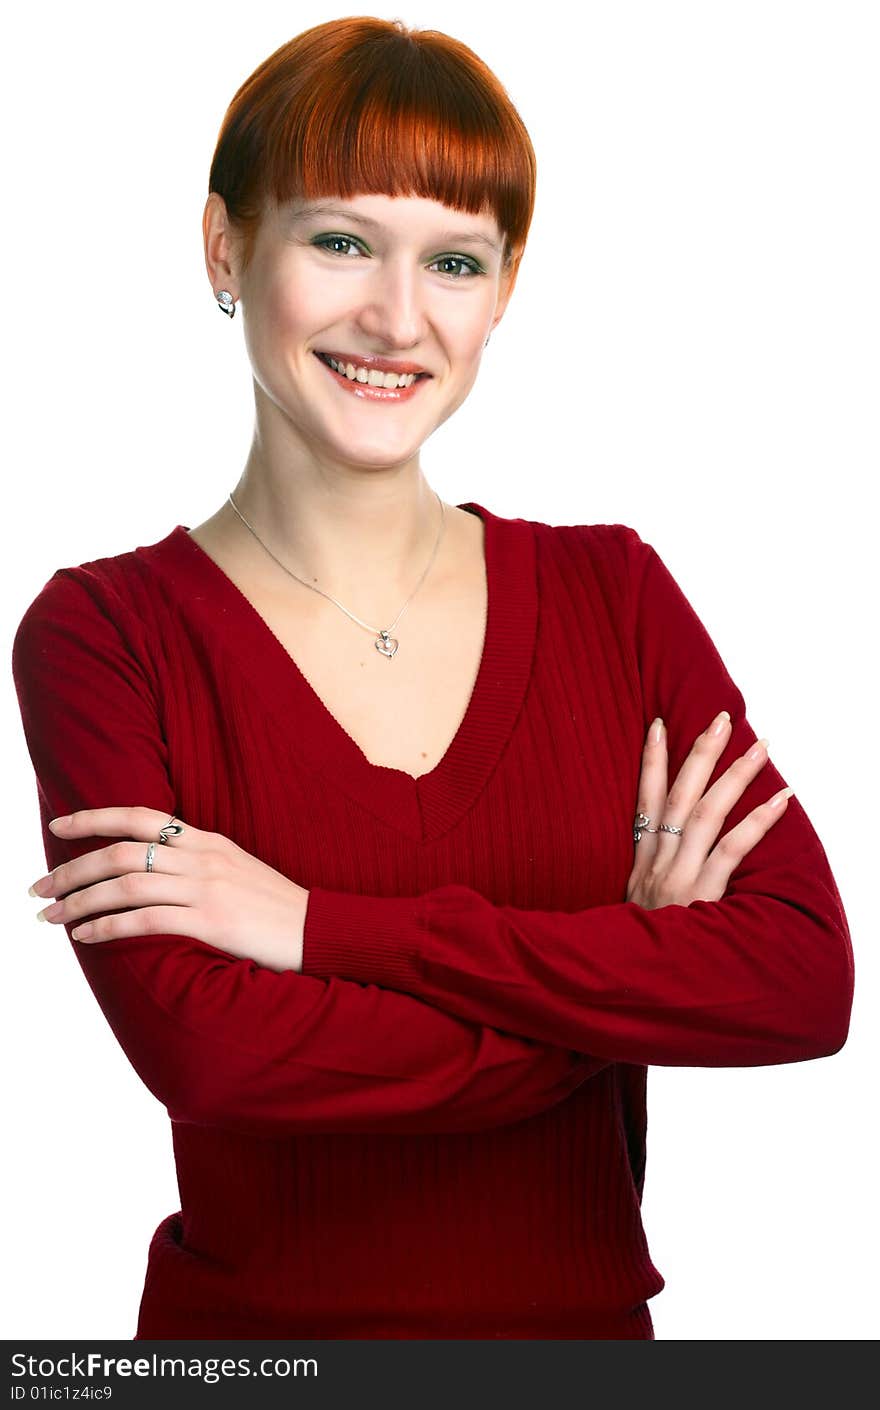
[312,234,366,258]
[312,235,483,280]
[428,255,483,280]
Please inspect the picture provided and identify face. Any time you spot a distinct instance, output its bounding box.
[205,191,515,474]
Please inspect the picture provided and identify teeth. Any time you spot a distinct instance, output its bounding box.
[326,355,418,389]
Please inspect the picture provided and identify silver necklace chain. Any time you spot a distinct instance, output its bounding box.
[225,488,446,660]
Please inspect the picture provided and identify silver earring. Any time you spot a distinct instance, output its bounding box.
[216,290,235,319]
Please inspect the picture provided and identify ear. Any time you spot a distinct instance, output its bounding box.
[203,193,239,300]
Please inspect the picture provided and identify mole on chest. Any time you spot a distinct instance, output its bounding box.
[292,617,486,778]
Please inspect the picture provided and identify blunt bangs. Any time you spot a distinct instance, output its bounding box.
[208,17,536,280]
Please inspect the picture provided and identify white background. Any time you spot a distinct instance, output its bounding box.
[3,1,877,1341]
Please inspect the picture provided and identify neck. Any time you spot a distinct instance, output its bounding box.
[224,463,447,602]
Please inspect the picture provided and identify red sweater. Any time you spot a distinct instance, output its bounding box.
[11,501,853,1340]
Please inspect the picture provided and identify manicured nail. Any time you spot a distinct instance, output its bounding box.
[709,710,731,737]
[650,717,664,743]
[747,737,769,761]
[48,816,70,832]
[769,786,794,809]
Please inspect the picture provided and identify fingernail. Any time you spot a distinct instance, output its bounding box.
[747,737,769,761]
[650,717,664,743]
[48,816,70,832]
[709,710,731,737]
[769,786,794,809]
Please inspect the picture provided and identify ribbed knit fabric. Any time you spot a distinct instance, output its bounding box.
[11,501,853,1341]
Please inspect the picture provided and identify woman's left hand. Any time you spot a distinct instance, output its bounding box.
[28,807,309,973]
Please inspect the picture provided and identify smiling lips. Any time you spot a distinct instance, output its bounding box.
[313,350,431,402]
[316,349,430,377]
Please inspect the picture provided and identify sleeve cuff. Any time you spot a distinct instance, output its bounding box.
[301,886,428,989]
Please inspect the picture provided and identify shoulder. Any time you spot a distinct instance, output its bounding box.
[11,528,176,691]
[13,523,181,627]
[518,511,652,584]
[515,507,645,552]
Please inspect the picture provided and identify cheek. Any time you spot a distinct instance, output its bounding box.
[264,274,324,340]
[437,295,496,361]
[258,254,350,334]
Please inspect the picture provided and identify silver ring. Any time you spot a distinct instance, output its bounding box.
[633,811,651,843]
[633,811,685,844]
[145,816,185,873]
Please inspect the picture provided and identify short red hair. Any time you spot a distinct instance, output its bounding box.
[208,16,536,283]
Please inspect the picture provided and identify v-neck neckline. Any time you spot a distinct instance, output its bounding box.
[145,500,537,843]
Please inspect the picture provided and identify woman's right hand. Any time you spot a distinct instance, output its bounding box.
[626,711,794,910]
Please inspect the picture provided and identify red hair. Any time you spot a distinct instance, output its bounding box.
[208,16,536,283]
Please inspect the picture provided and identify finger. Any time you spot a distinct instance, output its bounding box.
[38,838,191,902]
[673,737,772,874]
[70,904,200,945]
[44,873,193,929]
[632,718,668,870]
[48,806,191,840]
[689,786,794,901]
[655,709,733,849]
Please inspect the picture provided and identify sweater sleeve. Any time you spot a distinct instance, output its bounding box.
[11,566,605,1139]
[301,525,855,1068]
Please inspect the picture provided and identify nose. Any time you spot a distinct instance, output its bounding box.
[355,253,427,352]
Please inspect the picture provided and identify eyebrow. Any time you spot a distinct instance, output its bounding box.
[289,201,502,253]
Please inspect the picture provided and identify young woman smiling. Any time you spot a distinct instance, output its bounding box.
[12,16,852,1340]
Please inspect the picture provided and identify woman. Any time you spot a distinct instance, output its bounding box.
[12,17,853,1340]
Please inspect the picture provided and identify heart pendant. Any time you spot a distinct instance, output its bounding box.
[375,631,399,658]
